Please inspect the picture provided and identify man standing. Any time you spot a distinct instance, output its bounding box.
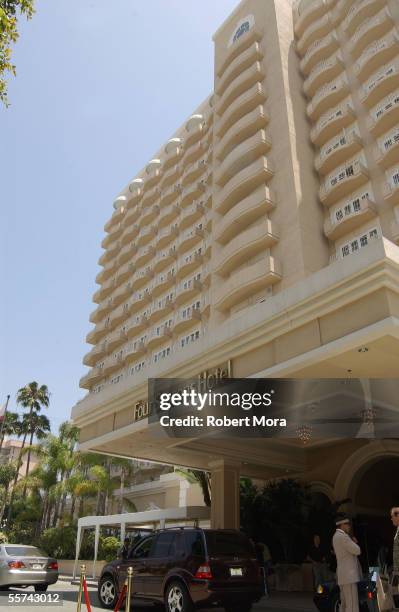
[391,507,399,572]
[332,514,362,612]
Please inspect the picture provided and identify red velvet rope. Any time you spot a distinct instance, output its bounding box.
[82,577,92,612]
[114,584,127,611]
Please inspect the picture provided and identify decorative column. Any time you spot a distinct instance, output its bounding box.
[209,459,241,529]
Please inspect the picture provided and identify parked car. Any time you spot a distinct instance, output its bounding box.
[0,544,58,591]
[98,527,264,612]
[314,577,378,612]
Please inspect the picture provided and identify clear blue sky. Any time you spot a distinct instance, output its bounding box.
[1,0,239,433]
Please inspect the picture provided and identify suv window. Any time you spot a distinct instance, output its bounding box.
[184,531,205,557]
[130,535,155,559]
[205,531,254,557]
[151,532,176,558]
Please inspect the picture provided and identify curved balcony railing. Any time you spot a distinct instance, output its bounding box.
[117,241,137,266]
[154,246,178,273]
[355,32,399,83]
[216,82,267,140]
[295,0,334,39]
[93,276,116,304]
[216,61,266,117]
[216,105,270,161]
[160,164,181,189]
[137,225,157,247]
[342,0,386,37]
[135,245,156,269]
[83,341,108,367]
[307,75,349,120]
[126,313,149,339]
[152,269,176,297]
[349,7,393,59]
[304,53,344,97]
[367,89,399,137]
[156,224,179,249]
[175,278,202,306]
[383,176,399,206]
[375,127,399,169]
[139,203,160,228]
[217,28,262,79]
[296,13,333,57]
[216,42,263,98]
[181,157,208,187]
[319,159,370,206]
[324,197,377,240]
[179,201,204,230]
[360,60,399,109]
[215,129,272,188]
[158,203,180,228]
[300,32,339,75]
[311,100,355,146]
[315,128,362,175]
[120,222,139,246]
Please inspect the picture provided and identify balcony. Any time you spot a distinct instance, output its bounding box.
[130,291,152,314]
[178,201,204,230]
[109,302,130,329]
[158,203,180,228]
[163,141,183,171]
[101,354,124,378]
[156,224,179,249]
[120,223,139,246]
[79,366,105,390]
[181,139,208,168]
[215,156,274,215]
[101,223,123,249]
[135,245,156,269]
[350,7,394,59]
[175,278,202,305]
[215,185,275,245]
[95,259,117,284]
[147,325,173,350]
[214,220,279,277]
[160,164,181,188]
[384,181,399,207]
[127,179,143,207]
[217,27,262,79]
[307,76,349,120]
[99,240,119,264]
[114,260,133,286]
[311,100,355,146]
[174,307,202,334]
[295,0,334,38]
[86,319,110,345]
[324,198,377,240]
[367,89,399,137]
[131,267,154,292]
[300,32,339,75]
[304,53,344,98]
[215,129,272,187]
[83,342,108,367]
[137,225,157,247]
[177,250,204,278]
[216,105,270,162]
[152,269,176,297]
[177,226,204,254]
[107,329,128,352]
[118,241,137,266]
[355,32,399,83]
[216,83,267,140]
[319,160,370,206]
[315,129,363,175]
[144,159,162,189]
[214,256,282,312]
[180,179,207,208]
[90,296,113,324]
[149,296,175,324]
[154,246,178,272]
[104,203,125,232]
[181,158,207,186]
[124,204,141,226]
[216,42,264,98]
[93,276,116,303]
[216,62,265,118]
[139,204,159,227]
[360,61,399,109]
[125,341,147,364]
[111,280,131,307]
[296,13,334,57]
[126,314,148,339]
[376,130,399,170]
[342,0,386,37]
[159,184,180,208]
[331,0,351,25]
[141,185,160,209]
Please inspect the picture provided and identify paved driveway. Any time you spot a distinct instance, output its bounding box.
[0,580,315,612]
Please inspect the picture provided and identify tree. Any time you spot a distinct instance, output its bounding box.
[0,0,35,106]
[16,382,50,481]
[0,411,20,451]
[176,468,211,507]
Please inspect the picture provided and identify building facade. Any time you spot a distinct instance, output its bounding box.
[72,0,399,530]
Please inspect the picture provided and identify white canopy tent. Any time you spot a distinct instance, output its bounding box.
[73,506,211,579]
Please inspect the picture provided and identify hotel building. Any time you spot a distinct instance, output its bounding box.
[72,0,399,530]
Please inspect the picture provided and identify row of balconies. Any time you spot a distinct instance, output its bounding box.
[367,89,399,137]
[215,129,272,187]
[342,0,386,38]
[303,52,344,97]
[216,61,266,117]
[324,197,377,240]
[315,127,362,175]
[294,0,335,40]
[215,41,264,98]
[375,127,399,169]
[355,31,399,83]
[216,82,267,140]
[216,104,270,162]
[307,75,349,120]
[384,171,399,206]
[361,59,399,109]
[350,7,394,59]
[296,13,334,57]
[311,99,355,146]
[300,32,339,76]
[217,27,262,80]
[319,158,369,206]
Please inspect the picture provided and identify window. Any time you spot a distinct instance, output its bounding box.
[353,199,360,212]
[360,234,368,247]
[130,536,155,559]
[151,533,177,558]
[184,531,205,557]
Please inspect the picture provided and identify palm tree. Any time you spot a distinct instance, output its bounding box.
[176,468,211,507]
[22,413,51,481]
[0,412,20,451]
[16,382,50,480]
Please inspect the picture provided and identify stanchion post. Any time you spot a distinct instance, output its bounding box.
[77,564,86,612]
[126,566,133,611]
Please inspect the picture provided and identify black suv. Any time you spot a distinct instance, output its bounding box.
[98,528,264,612]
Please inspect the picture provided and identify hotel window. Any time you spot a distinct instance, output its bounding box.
[180,330,200,348]
[153,347,171,363]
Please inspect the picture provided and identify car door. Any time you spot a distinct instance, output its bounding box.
[116,535,156,598]
[144,532,181,599]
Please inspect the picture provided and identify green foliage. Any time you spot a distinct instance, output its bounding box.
[39,526,77,559]
[7,521,36,544]
[0,531,7,543]
[0,462,17,487]
[100,536,121,562]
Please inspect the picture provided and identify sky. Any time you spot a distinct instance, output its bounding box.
[1,0,239,434]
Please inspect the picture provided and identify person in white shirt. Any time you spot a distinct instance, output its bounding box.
[332,514,362,612]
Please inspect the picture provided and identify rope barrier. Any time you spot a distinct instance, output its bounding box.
[76,564,92,612]
[114,584,126,612]
[126,567,133,611]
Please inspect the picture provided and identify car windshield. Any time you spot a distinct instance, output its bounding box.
[5,546,48,557]
[205,531,254,557]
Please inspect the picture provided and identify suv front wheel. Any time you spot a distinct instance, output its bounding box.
[98,575,118,609]
[165,581,193,612]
